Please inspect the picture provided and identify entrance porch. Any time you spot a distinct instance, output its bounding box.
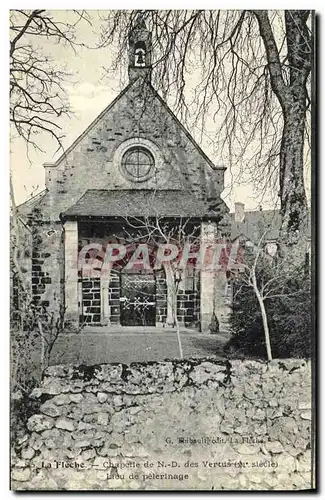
[61,190,230,332]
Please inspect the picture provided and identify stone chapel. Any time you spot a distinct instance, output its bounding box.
[16,18,231,332]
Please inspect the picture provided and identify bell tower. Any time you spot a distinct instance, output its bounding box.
[128,15,152,83]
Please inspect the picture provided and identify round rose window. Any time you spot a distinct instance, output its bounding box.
[121,146,154,181]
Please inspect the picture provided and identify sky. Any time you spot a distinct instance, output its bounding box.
[10,10,310,212]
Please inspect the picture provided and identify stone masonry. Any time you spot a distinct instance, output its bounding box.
[108,273,120,325]
[11,358,313,491]
[30,216,64,315]
[81,278,101,324]
[177,277,200,327]
[155,272,167,325]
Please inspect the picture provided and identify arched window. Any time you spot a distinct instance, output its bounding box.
[134,41,146,67]
[122,146,154,181]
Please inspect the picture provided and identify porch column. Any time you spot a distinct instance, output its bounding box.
[214,269,230,332]
[64,220,79,327]
[101,275,110,326]
[200,221,217,332]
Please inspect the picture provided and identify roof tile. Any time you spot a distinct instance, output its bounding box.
[61,189,224,220]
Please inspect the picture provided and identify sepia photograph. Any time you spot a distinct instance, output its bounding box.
[9,8,315,491]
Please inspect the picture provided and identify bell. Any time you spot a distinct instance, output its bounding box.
[136,51,145,66]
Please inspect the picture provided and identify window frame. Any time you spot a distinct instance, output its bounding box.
[122,146,154,181]
[113,138,162,185]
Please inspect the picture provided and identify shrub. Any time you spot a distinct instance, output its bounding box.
[224,263,312,359]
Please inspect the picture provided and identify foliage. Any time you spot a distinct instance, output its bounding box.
[225,260,311,358]
[11,291,66,441]
[11,297,65,392]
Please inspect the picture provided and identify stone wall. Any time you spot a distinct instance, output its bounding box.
[81,278,101,324]
[108,272,120,325]
[30,218,64,315]
[155,271,167,325]
[177,278,200,327]
[11,358,313,491]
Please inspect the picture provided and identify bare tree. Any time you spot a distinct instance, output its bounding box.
[10,10,91,388]
[99,10,313,249]
[10,9,91,153]
[231,232,308,360]
[121,216,201,359]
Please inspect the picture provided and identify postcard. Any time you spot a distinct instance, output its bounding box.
[10,9,315,491]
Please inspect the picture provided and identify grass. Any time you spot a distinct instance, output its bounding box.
[49,329,230,366]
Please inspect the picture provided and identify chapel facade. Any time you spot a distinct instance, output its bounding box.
[16,19,231,332]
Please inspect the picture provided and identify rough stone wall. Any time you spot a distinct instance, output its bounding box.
[10,217,33,315]
[177,282,200,327]
[108,272,121,325]
[30,220,64,314]
[11,358,313,491]
[81,278,101,324]
[155,272,167,325]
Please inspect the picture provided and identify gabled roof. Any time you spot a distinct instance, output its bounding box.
[230,209,311,243]
[49,80,137,167]
[47,78,222,172]
[16,189,48,216]
[61,189,225,221]
[230,210,282,242]
[146,82,225,172]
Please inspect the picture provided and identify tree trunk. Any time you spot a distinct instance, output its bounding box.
[251,267,273,361]
[256,293,272,361]
[163,262,176,326]
[253,10,311,254]
[278,10,312,255]
[174,313,183,360]
[163,263,183,358]
[279,102,309,250]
